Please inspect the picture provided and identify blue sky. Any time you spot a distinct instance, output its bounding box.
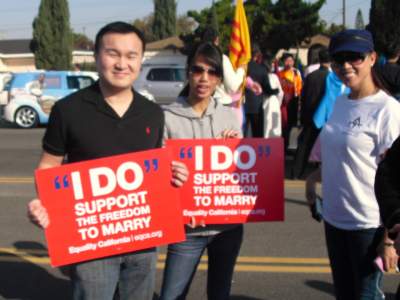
[0,0,370,40]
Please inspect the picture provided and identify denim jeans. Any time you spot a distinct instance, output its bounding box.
[160,225,243,300]
[324,222,385,300]
[70,248,157,300]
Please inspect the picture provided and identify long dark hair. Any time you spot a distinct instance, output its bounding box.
[372,67,390,94]
[179,42,223,97]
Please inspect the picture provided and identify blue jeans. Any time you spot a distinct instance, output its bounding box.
[160,225,243,300]
[70,248,157,300]
[324,222,385,300]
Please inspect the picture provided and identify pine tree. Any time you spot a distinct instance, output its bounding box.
[368,0,400,56]
[153,0,177,40]
[354,9,365,29]
[208,0,219,34]
[31,0,72,70]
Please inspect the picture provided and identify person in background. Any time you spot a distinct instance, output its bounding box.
[201,28,246,125]
[201,27,263,130]
[27,22,188,300]
[305,29,400,300]
[291,48,330,179]
[160,42,243,300]
[375,133,400,299]
[303,44,325,77]
[278,52,302,150]
[375,135,400,248]
[262,58,283,138]
[244,44,277,137]
[374,45,400,100]
[201,28,245,106]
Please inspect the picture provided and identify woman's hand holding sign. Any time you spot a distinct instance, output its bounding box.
[28,199,49,228]
[171,160,189,187]
[219,129,241,139]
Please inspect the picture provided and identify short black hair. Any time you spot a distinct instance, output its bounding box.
[252,43,262,57]
[307,44,326,65]
[201,27,219,43]
[94,21,146,54]
[281,52,294,62]
[383,44,400,60]
[318,49,331,64]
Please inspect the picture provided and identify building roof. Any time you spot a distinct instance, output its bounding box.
[146,36,183,51]
[0,39,32,54]
[0,36,184,55]
[300,34,330,48]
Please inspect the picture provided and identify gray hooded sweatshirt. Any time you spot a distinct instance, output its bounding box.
[163,96,242,236]
[163,96,242,140]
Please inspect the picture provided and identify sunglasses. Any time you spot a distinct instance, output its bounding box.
[189,65,221,78]
[332,52,367,66]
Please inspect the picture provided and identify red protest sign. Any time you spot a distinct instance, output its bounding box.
[35,149,185,267]
[166,138,284,224]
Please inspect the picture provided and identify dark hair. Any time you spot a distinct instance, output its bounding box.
[201,27,219,43]
[281,52,294,62]
[383,44,400,60]
[179,42,223,97]
[307,44,326,65]
[318,49,330,64]
[372,67,390,94]
[252,43,262,57]
[94,21,146,54]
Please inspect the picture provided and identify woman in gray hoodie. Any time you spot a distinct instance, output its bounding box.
[160,42,243,300]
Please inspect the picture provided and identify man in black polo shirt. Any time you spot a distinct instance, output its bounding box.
[27,22,188,300]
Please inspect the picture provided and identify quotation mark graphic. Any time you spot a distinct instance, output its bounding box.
[258,145,271,158]
[54,175,69,190]
[179,147,193,159]
[144,159,159,172]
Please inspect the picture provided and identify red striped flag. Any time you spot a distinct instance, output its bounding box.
[229,0,251,69]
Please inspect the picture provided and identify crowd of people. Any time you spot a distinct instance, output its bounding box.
[26,20,400,300]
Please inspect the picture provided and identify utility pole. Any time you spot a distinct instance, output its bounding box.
[342,0,346,28]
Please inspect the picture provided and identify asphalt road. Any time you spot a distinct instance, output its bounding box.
[0,121,398,300]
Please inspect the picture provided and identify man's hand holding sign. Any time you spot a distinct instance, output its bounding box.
[29,150,188,267]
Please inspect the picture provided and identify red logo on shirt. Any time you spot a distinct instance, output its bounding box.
[146,127,151,135]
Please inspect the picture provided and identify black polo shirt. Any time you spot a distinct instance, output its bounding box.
[43,82,164,163]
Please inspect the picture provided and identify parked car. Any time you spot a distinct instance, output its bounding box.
[0,72,12,106]
[3,71,98,128]
[134,63,186,105]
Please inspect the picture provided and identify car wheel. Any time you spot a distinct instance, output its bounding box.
[15,106,39,128]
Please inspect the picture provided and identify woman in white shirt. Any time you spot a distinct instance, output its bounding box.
[306,29,400,300]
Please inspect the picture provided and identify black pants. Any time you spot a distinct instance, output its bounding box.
[244,109,264,138]
[282,97,299,150]
[291,123,321,178]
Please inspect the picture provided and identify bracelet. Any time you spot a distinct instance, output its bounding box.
[384,242,395,247]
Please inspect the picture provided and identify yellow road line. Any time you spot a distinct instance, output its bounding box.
[0,247,48,255]
[0,247,397,274]
[2,256,397,275]
[158,254,329,264]
[0,254,333,273]
[0,248,328,264]
[0,177,34,183]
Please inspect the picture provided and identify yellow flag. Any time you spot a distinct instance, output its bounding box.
[229,0,251,70]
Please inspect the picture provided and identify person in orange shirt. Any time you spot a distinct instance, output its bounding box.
[278,52,302,151]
